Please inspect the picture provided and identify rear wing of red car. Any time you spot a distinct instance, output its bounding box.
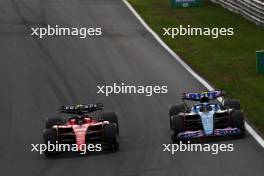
[59,103,103,114]
[182,90,225,101]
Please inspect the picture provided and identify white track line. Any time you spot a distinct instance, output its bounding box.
[123,0,264,148]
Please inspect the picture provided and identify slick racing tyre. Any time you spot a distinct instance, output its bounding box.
[230,110,245,136]
[103,123,119,151]
[43,128,58,156]
[169,104,185,129]
[45,117,64,129]
[171,115,185,142]
[101,112,119,134]
[169,104,185,117]
[224,99,241,110]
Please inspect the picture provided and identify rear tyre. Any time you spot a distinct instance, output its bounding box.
[103,123,119,151]
[169,104,185,129]
[171,115,185,142]
[169,104,185,117]
[101,112,119,134]
[43,128,58,156]
[224,99,241,110]
[230,110,245,136]
[45,117,64,129]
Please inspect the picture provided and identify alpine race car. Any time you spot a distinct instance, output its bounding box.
[169,90,245,142]
[43,103,119,156]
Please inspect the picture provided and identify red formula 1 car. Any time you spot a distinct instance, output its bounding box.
[43,103,119,156]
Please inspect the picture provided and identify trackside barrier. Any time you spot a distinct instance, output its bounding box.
[211,0,264,26]
[256,50,264,73]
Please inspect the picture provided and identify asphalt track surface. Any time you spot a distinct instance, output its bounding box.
[0,0,263,176]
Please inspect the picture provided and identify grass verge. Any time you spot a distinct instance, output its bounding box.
[128,0,264,132]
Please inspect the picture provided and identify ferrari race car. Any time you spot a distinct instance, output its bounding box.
[169,91,245,142]
[43,103,119,156]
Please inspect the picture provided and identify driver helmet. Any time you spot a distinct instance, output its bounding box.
[76,115,85,125]
[200,96,209,103]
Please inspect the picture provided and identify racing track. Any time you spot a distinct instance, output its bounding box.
[0,0,263,175]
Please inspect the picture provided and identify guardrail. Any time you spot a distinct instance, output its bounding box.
[211,0,264,26]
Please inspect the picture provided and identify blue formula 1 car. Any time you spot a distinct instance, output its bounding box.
[169,90,245,142]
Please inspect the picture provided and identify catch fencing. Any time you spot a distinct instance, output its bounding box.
[211,0,264,25]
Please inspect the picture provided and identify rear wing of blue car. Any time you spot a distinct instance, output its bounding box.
[182,90,225,101]
[59,103,103,114]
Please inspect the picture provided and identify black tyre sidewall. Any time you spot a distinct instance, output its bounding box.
[230,110,244,129]
[101,112,119,134]
[169,104,185,117]
[224,99,241,110]
[101,112,118,123]
[45,117,63,129]
[169,104,185,129]
[43,128,58,156]
[103,124,119,151]
[171,115,185,142]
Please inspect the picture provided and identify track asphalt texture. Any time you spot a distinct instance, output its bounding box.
[0,0,263,175]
